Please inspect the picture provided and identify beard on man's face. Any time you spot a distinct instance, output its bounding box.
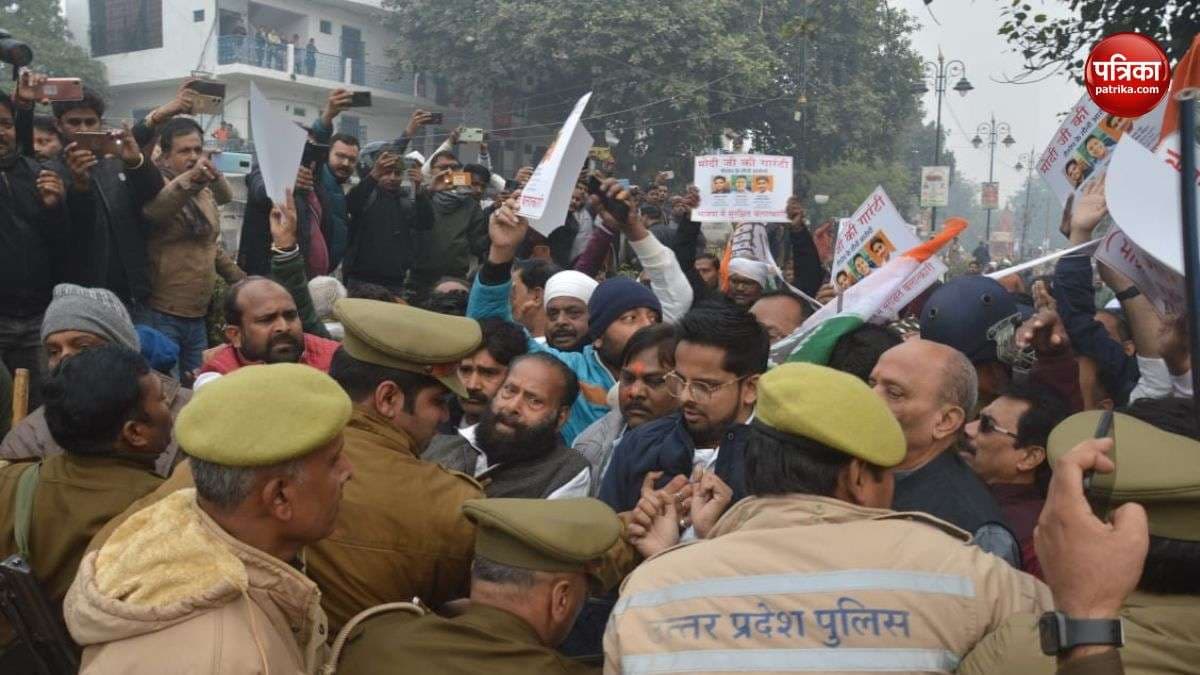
[243,332,305,364]
[476,406,559,465]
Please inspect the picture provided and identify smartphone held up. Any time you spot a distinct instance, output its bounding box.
[183,79,227,115]
[36,77,83,102]
[71,131,123,157]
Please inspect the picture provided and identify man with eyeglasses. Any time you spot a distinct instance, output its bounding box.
[964,382,1069,579]
[869,338,1023,569]
[557,301,766,659]
[598,300,767,521]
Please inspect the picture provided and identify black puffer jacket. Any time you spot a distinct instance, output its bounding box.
[0,156,90,316]
[343,176,433,289]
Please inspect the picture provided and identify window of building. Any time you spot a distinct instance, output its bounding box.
[193,9,204,22]
[293,106,307,118]
[320,20,332,34]
[89,0,164,56]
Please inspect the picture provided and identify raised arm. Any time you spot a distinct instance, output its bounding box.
[590,178,693,322]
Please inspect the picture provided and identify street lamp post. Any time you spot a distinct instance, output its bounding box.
[1014,147,1037,261]
[971,114,1015,243]
[913,50,972,231]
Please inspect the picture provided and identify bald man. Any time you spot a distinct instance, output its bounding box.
[869,339,1021,568]
[750,291,807,345]
[200,276,341,375]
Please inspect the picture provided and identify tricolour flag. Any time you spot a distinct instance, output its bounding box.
[770,218,967,366]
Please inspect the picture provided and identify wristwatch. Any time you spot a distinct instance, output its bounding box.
[1038,611,1124,656]
[1115,286,1141,302]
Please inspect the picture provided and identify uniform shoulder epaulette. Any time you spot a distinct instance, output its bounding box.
[873,510,972,542]
[437,465,485,492]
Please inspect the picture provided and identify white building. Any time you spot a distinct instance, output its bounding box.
[61,0,533,172]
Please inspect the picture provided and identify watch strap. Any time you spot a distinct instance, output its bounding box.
[1115,286,1141,302]
[1040,611,1124,655]
[1066,616,1123,648]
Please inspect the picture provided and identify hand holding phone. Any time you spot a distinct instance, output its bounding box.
[183,80,226,115]
[349,91,372,107]
[72,131,123,157]
[587,175,631,225]
[460,127,484,143]
[301,141,330,169]
[63,140,101,188]
[427,112,444,125]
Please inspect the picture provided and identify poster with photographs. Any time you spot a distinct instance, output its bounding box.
[832,186,946,296]
[692,154,792,223]
[1036,93,1167,206]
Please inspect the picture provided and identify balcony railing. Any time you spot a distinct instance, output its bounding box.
[215,35,415,95]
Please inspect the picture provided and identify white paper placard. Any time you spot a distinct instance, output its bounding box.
[1094,227,1185,318]
[1104,134,1200,275]
[518,92,593,235]
[249,82,307,204]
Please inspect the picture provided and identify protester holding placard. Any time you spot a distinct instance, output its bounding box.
[6,35,1199,674]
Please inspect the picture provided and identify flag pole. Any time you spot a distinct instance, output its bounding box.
[1177,92,1200,417]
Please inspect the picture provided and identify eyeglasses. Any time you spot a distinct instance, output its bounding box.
[978,413,1019,439]
[664,371,747,403]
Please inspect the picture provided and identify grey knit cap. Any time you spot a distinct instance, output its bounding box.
[40,284,141,352]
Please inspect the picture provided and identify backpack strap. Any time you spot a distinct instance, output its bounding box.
[13,462,40,561]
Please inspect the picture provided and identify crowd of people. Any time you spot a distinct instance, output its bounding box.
[221,17,320,77]
[0,67,1192,675]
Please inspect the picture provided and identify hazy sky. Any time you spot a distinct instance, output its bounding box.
[895,0,1084,203]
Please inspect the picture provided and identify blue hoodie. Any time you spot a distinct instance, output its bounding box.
[467,276,613,445]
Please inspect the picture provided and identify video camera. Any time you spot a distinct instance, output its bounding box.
[0,30,33,79]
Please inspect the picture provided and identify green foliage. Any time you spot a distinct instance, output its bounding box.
[804,157,915,220]
[0,0,108,94]
[382,0,922,186]
[996,0,1198,83]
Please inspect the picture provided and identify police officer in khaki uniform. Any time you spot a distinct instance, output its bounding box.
[959,404,1200,675]
[84,299,488,636]
[306,298,486,632]
[332,497,620,674]
[606,362,1052,674]
[0,346,169,627]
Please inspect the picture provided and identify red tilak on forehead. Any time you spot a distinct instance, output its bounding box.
[631,362,646,377]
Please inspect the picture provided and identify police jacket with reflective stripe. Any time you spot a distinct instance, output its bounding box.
[604,494,1052,675]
